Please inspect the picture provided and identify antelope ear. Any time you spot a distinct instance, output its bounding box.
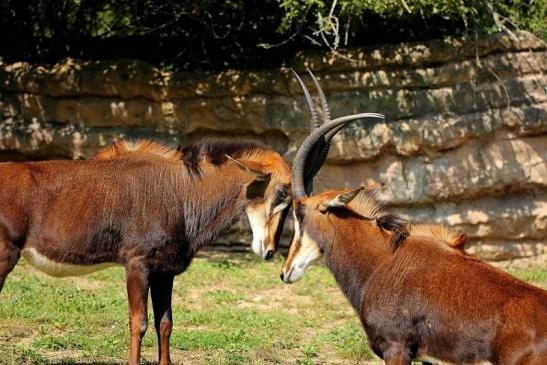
[364,181,385,192]
[225,155,270,182]
[451,233,468,251]
[319,186,365,213]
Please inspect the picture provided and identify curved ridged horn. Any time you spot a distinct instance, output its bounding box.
[324,123,346,141]
[306,123,347,187]
[291,69,320,130]
[304,70,333,191]
[292,69,324,195]
[304,70,367,194]
[292,113,385,199]
[307,69,331,122]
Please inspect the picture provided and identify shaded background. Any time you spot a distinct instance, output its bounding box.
[0,1,546,260]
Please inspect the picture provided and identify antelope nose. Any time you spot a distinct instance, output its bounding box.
[265,250,274,261]
[280,272,285,282]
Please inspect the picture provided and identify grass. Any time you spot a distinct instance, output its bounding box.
[0,252,545,365]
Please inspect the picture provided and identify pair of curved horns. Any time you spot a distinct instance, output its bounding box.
[291,69,333,195]
[291,70,385,199]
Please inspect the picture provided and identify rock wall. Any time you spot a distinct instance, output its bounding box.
[1,31,545,260]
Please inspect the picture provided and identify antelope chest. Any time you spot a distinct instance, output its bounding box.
[21,248,119,277]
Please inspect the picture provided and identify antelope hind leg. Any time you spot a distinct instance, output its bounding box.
[0,238,20,293]
[151,272,174,365]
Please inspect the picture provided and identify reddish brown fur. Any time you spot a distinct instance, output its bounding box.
[408,224,467,253]
[283,189,547,365]
[94,139,183,160]
[0,139,292,365]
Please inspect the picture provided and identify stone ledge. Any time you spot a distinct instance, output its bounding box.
[1,33,544,102]
[3,74,544,140]
[325,101,547,161]
[316,134,546,204]
[397,192,546,241]
[291,31,545,72]
[467,241,546,261]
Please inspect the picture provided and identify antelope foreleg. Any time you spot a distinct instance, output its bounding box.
[151,272,174,365]
[0,238,20,293]
[126,259,150,365]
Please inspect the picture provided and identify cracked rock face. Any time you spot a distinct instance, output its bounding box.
[1,31,545,260]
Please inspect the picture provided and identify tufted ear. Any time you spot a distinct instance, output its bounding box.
[225,155,270,182]
[364,181,385,193]
[319,186,365,213]
[451,233,468,251]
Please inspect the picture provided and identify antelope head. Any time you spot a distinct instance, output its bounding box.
[281,186,384,283]
[224,69,366,261]
[225,152,292,260]
[281,70,385,282]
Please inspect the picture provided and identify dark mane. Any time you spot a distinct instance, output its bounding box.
[94,138,272,176]
[352,188,470,251]
[178,138,270,175]
[378,213,409,250]
[350,188,408,250]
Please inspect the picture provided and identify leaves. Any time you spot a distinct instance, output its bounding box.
[0,0,544,70]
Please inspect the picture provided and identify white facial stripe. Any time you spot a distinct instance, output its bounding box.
[22,248,118,278]
[285,212,323,283]
[293,211,300,234]
[292,232,322,268]
[247,191,290,258]
[246,206,267,256]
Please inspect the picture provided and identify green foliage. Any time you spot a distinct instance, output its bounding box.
[0,1,544,69]
[494,0,547,39]
[278,0,545,49]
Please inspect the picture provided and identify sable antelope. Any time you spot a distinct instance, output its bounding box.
[0,138,294,365]
[280,88,547,363]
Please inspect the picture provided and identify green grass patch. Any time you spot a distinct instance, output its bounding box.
[510,266,547,286]
[1,254,545,364]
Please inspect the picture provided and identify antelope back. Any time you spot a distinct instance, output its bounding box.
[96,139,293,260]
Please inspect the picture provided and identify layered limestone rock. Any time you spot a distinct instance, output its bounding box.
[1,31,545,260]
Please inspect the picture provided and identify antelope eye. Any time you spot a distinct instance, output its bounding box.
[272,184,290,206]
[295,204,305,221]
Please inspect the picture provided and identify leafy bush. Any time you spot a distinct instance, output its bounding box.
[0,1,544,70]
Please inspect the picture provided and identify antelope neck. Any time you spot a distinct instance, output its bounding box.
[323,220,390,312]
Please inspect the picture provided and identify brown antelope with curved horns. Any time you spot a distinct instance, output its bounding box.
[280,82,547,364]
[0,138,297,365]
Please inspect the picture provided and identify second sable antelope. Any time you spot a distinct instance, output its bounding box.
[280,84,547,363]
